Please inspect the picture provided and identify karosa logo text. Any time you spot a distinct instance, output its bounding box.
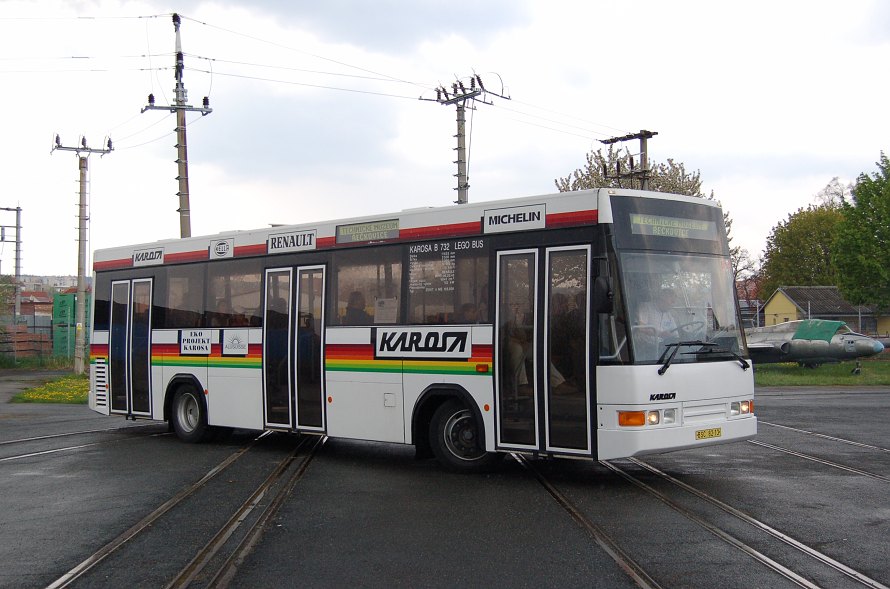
[133,248,164,266]
[375,327,472,359]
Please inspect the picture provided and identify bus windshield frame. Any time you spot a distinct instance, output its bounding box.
[607,195,747,366]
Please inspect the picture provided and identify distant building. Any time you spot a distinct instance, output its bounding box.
[761,286,888,334]
[18,275,82,292]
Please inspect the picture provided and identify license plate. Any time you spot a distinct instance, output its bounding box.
[695,427,722,440]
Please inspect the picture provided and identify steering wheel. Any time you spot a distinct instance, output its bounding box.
[669,320,705,337]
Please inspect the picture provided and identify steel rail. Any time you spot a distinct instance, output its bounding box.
[601,460,820,589]
[202,436,326,589]
[512,453,662,589]
[759,420,890,454]
[749,440,890,484]
[45,432,272,589]
[630,457,889,589]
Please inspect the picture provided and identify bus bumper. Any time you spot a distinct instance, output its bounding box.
[596,415,757,461]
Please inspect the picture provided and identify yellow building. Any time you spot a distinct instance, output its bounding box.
[761,286,888,335]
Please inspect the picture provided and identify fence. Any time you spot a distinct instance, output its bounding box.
[0,324,53,360]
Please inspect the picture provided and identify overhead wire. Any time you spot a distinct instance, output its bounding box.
[4,11,631,149]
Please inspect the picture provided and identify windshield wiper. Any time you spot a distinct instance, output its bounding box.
[656,341,750,375]
[695,345,750,371]
[657,341,710,375]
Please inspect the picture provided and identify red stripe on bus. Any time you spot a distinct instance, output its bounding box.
[94,258,133,271]
[235,244,267,257]
[325,344,375,358]
[546,209,598,226]
[399,221,482,240]
[166,250,209,263]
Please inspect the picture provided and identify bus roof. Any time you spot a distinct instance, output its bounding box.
[93,188,718,271]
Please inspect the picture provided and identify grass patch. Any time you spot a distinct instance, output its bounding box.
[754,358,890,387]
[0,355,74,370]
[11,373,89,404]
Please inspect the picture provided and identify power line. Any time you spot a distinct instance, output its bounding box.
[140,13,212,239]
[187,68,420,100]
[51,134,113,375]
[188,54,408,84]
[426,73,510,204]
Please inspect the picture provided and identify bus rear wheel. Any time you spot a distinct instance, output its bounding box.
[429,400,501,473]
[171,386,209,443]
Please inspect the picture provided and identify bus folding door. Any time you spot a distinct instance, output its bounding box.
[108,278,153,418]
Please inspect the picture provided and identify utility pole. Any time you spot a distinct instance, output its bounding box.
[425,74,509,204]
[142,13,212,238]
[601,129,658,190]
[0,207,22,361]
[52,135,113,375]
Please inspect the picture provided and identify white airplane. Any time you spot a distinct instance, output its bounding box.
[745,319,884,367]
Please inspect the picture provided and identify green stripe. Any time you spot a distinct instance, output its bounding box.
[153,359,261,369]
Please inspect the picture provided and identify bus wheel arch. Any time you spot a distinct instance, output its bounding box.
[165,376,209,443]
[415,387,501,472]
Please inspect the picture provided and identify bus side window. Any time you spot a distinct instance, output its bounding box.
[333,246,402,326]
[205,259,262,328]
[407,240,488,325]
[161,265,205,328]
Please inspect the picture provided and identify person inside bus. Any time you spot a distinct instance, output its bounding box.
[344,290,372,325]
[637,288,678,339]
[456,302,478,324]
[211,299,233,327]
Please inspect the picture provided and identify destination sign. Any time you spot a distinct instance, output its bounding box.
[629,214,718,241]
[336,219,399,244]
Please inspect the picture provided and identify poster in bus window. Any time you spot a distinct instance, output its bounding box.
[374,298,398,323]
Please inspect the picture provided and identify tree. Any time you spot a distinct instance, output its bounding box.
[832,153,890,311]
[555,145,710,196]
[758,204,843,299]
[555,146,752,280]
[814,176,853,208]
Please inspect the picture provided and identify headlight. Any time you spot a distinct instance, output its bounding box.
[731,400,754,416]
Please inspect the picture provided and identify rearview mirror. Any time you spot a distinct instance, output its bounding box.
[592,276,613,314]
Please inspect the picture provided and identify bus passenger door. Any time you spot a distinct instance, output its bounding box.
[263,269,293,428]
[495,247,592,455]
[544,246,591,455]
[294,266,325,432]
[263,266,326,431]
[495,250,539,450]
[108,278,153,417]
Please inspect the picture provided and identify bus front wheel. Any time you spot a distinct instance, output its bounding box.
[171,386,209,443]
[429,400,501,473]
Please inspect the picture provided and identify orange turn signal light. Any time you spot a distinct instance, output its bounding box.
[618,411,646,427]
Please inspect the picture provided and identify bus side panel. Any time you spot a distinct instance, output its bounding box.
[89,331,110,416]
[401,326,495,449]
[206,328,264,429]
[157,329,209,419]
[325,328,405,443]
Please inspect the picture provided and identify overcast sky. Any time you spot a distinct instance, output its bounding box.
[1,0,888,276]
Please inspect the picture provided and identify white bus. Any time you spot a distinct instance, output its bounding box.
[89,188,756,471]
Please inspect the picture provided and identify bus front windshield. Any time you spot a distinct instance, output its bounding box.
[622,252,745,364]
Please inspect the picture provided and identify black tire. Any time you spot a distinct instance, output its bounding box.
[171,386,209,443]
[429,400,502,473]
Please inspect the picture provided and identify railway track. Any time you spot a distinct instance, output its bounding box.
[517,453,889,589]
[45,432,324,589]
[0,424,169,463]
